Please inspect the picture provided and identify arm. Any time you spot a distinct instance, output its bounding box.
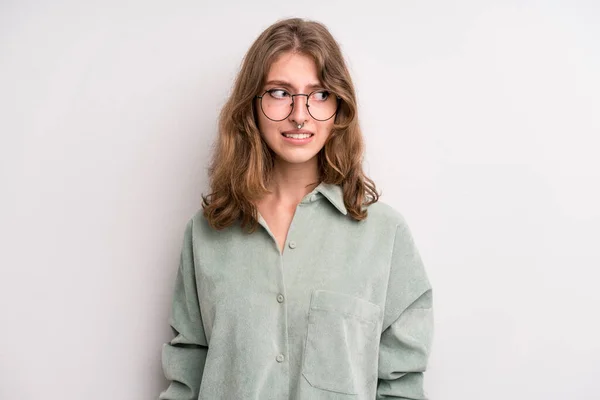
[159,218,209,400]
[377,221,434,400]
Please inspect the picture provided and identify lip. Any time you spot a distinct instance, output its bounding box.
[281,129,315,145]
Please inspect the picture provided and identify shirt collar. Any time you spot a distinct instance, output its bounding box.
[314,182,347,215]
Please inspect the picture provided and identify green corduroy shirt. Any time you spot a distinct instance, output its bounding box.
[159,182,433,400]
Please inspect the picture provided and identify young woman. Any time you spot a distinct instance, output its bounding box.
[159,18,433,400]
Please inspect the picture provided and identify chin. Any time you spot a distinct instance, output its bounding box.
[275,151,320,165]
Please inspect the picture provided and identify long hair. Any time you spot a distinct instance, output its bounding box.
[202,17,379,232]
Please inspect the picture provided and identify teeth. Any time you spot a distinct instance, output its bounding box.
[283,133,312,139]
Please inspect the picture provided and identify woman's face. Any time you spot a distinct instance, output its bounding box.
[256,51,335,167]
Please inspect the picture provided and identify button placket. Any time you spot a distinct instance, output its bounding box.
[277,204,302,372]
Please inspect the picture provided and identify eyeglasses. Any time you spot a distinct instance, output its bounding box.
[255,89,341,122]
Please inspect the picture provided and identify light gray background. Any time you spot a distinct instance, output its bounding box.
[1,1,599,399]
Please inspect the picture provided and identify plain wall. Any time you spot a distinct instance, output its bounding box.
[1,1,599,399]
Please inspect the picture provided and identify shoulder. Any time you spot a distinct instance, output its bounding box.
[185,207,244,241]
[188,207,208,227]
[364,199,410,230]
[350,199,417,248]
[183,208,221,239]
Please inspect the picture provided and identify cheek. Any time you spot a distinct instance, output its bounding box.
[256,109,277,136]
[317,121,335,140]
[259,122,279,141]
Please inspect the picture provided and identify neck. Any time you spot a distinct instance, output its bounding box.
[266,157,320,204]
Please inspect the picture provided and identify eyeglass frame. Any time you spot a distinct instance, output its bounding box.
[255,89,342,122]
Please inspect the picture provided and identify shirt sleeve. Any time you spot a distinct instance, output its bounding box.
[159,218,209,400]
[376,220,434,400]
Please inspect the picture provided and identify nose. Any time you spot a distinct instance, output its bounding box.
[288,94,309,125]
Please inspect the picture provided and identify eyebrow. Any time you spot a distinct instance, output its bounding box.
[264,80,324,91]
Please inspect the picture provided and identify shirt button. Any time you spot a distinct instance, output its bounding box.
[277,294,284,303]
[276,354,285,363]
[288,241,297,249]
[310,194,317,202]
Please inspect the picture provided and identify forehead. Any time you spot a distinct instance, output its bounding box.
[265,52,320,89]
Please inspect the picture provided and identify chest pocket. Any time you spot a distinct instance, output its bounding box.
[301,290,382,395]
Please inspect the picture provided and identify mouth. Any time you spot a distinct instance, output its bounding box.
[281,129,314,140]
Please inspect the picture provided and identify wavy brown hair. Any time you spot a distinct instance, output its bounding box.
[202,17,379,232]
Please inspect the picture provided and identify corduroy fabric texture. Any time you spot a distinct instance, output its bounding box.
[159,182,433,400]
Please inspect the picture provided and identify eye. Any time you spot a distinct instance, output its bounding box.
[268,89,289,99]
[311,90,330,101]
